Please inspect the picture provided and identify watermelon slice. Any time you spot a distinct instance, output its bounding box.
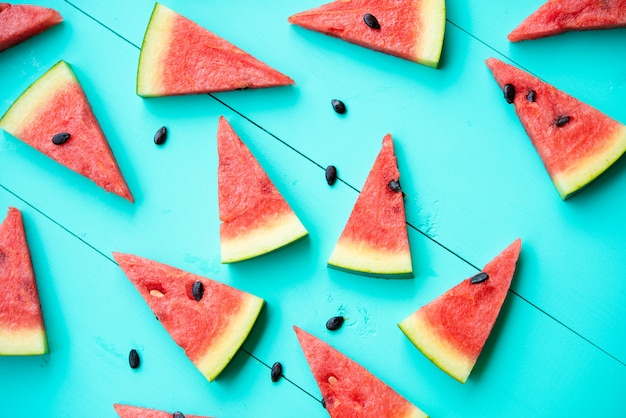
[398,239,521,383]
[508,0,626,42]
[0,3,62,52]
[288,0,446,68]
[0,60,134,202]
[217,116,308,263]
[328,134,412,278]
[0,207,48,356]
[114,404,211,418]
[113,252,264,382]
[137,3,294,97]
[294,326,428,417]
[486,57,626,199]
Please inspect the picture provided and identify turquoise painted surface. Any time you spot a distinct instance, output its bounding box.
[1,0,625,417]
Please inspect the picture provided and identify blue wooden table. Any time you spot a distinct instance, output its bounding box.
[1,1,625,416]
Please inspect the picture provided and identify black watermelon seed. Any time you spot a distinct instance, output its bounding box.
[325,165,338,185]
[51,132,70,145]
[172,412,185,418]
[331,99,346,114]
[526,90,536,102]
[388,179,402,193]
[363,13,380,29]
[271,361,283,382]
[192,280,204,301]
[470,272,489,284]
[154,126,168,145]
[555,115,571,127]
[128,349,140,369]
[326,315,345,331]
[503,84,516,104]
[322,398,327,409]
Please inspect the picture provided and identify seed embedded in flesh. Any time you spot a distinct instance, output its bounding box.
[322,398,326,409]
[52,132,70,145]
[388,179,402,193]
[503,84,516,104]
[325,165,338,185]
[128,349,140,369]
[271,362,283,382]
[326,315,345,331]
[363,13,380,29]
[192,280,204,301]
[555,115,571,127]
[331,99,346,114]
[526,90,536,102]
[470,272,489,284]
[172,412,185,418]
[154,126,168,145]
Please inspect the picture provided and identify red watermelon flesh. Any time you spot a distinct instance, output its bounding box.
[486,58,626,199]
[294,326,428,418]
[0,60,134,202]
[217,116,308,263]
[288,0,446,68]
[113,252,264,382]
[0,3,62,52]
[0,207,48,356]
[328,134,412,277]
[509,0,626,42]
[137,3,294,97]
[114,404,211,418]
[399,239,521,383]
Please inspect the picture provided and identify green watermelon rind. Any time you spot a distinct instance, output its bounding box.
[220,211,308,263]
[398,311,473,384]
[415,0,447,68]
[136,2,170,97]
[328,241,414,278]
[553,126,626,199]
[196,293,264,381]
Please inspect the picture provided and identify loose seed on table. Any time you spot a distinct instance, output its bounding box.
[52,132,70,145]
[388,179,402,193]
[128,348,140,369]
[172,412,185,418]
[326,315,345,331]
[503,84,516,104]
[363,13,380,29]
[192,280,204,301]
[325,165,338,185]
[331,99,346,114]
[526,90,536,102]
[555,115,570,127]
[470,272,489,284]
[271,361,283,382]
[154,126,168,145]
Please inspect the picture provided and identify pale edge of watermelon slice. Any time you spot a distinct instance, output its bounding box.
[398,310,472,383]
[328,240,413,278]
[136,2,170,96]
[415,0,447,68]
[221,211,308,263]
[553,126,626,199]
[197,292,264,381]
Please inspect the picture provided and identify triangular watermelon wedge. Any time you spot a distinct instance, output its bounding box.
[137,3,294,97]
[0,207,48,356]
[114,404,212,418]
[113,252,264,382]
[288,0,446,68]
[0,3,63,52]
[294,326,428,417]
[486,58,626,199]
[508,0,626,42]
[398,239,521,383]
[0,60,134,202]
[217,116,308,263]
[328,134,412,278]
